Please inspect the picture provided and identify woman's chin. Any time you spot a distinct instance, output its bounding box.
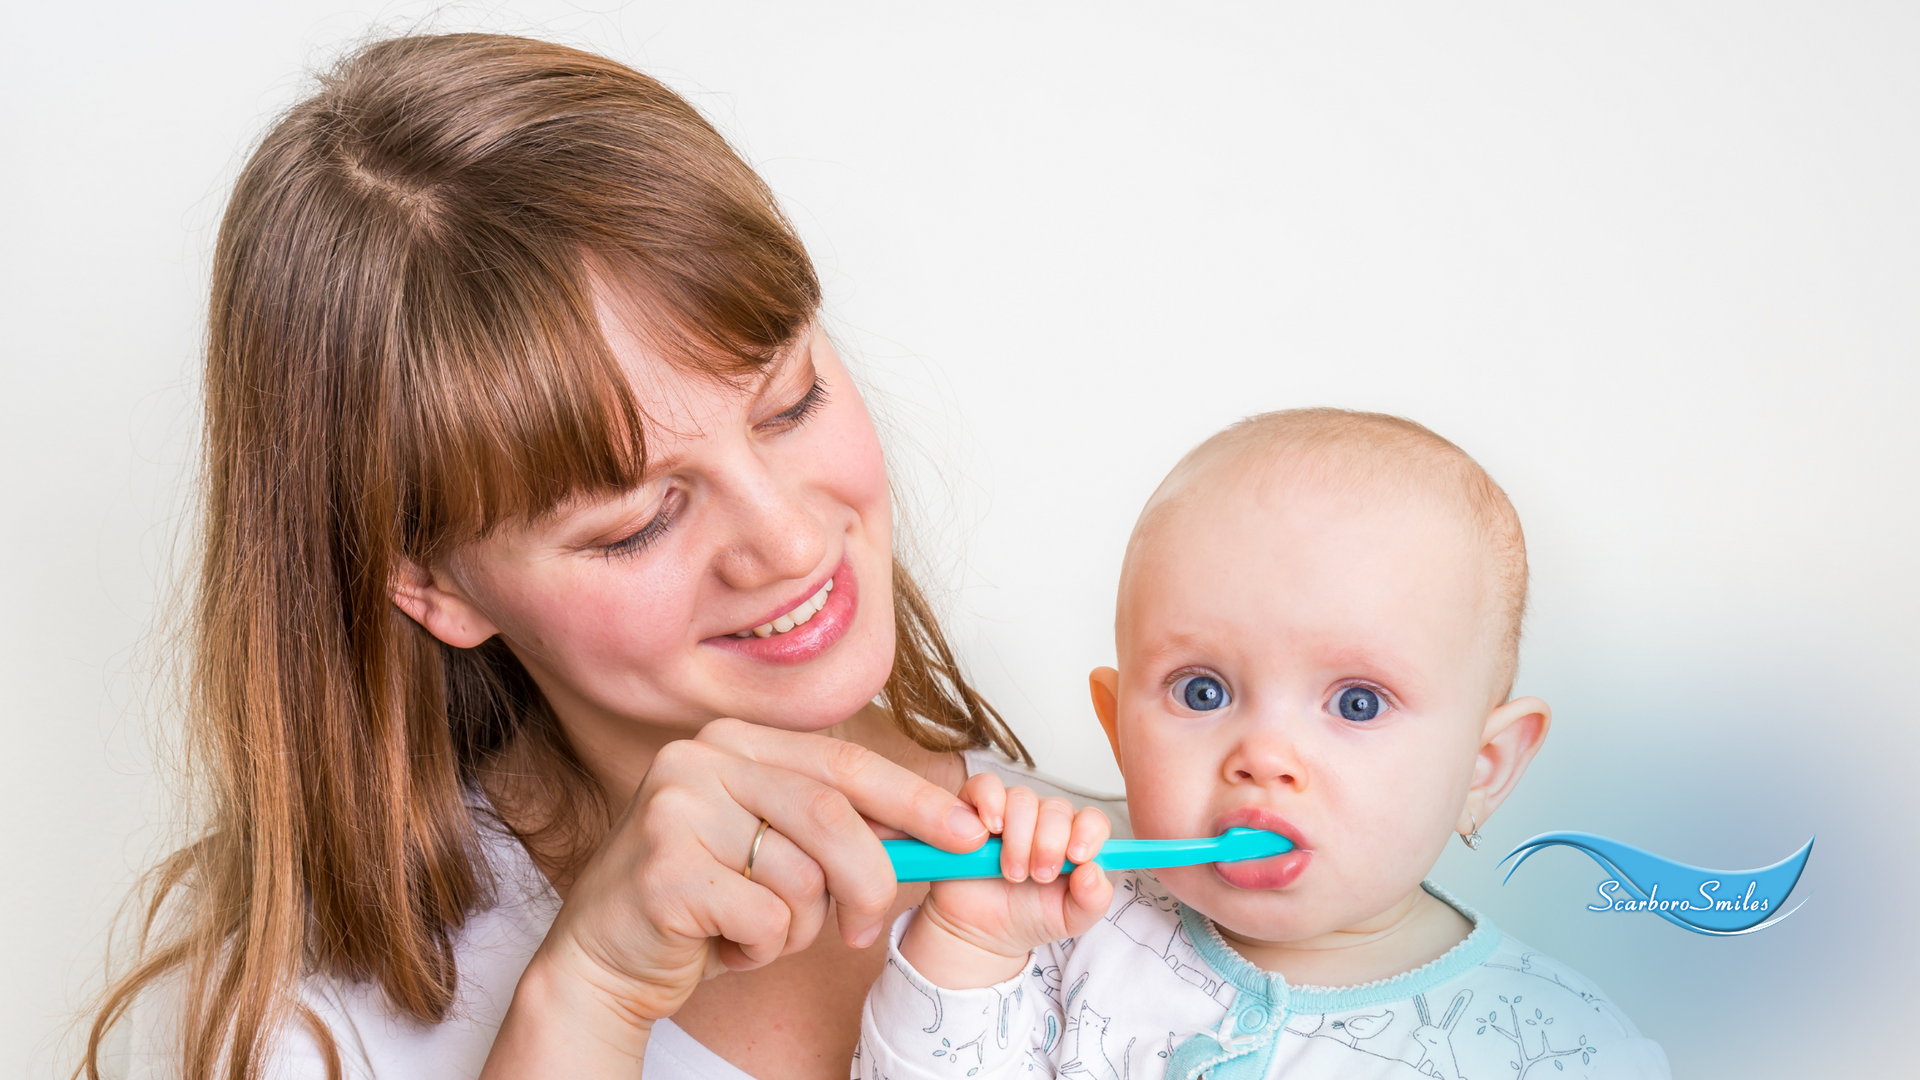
[707,638,896,732]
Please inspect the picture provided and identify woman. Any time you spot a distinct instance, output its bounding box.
[87,32,1124,1080]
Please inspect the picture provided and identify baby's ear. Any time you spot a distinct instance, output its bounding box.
[1466,696,1552,828]
[1089,668,1122,766]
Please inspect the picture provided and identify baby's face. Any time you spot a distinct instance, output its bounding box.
[1110,464,1502,943]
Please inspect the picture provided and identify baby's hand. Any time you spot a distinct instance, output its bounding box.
[899,774,1113,989]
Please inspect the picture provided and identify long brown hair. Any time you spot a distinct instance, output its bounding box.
[83,33,1026,1080]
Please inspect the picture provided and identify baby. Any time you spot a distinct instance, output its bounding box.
[857,410,1670,1080]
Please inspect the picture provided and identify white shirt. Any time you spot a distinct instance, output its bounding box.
[120,750,1128,1080]
[856,870,1671,1080]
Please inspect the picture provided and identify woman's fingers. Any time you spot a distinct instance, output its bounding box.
[713,755,900,948]
[1027,798,1076,883]
[698,719,989,850]
[730,823,832,957]
[695,867,798,971]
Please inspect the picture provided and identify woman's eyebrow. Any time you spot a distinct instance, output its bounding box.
[751,337,814,395]
[630,349,816,484]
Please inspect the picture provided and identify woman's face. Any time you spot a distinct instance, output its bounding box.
[413,312,895,745]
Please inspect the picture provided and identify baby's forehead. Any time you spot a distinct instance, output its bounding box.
[1134,442,1482,549]
[1117,416,1527,683]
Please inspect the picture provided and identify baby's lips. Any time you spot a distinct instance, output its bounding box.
[1211,807,1309,852]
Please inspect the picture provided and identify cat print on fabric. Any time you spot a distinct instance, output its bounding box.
[857,872,1668,1080]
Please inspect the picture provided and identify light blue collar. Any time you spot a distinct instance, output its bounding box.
[1165,881,1501,1080]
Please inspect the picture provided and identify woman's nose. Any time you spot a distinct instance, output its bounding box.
[708,450,829,588]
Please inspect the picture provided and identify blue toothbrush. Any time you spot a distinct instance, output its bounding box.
[886,827,1293,882]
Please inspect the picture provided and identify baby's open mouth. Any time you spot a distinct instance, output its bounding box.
[1210,808,1311,891]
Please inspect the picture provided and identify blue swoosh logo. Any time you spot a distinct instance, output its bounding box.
[1500,831,1814,936]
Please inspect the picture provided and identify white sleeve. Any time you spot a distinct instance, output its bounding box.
[856,911,1055,1080]
[119,963,375,1080]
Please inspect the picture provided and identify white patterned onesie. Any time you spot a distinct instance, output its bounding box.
[857,871,1670,1080]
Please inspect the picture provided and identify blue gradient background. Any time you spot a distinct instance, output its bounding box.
[5,4,1912,1076]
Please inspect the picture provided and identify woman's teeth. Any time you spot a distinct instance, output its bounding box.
[733,578,833,639]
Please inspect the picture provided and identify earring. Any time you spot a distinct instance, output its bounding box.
[1460,814,1483,851]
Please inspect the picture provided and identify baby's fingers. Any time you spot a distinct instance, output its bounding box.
[999,787,1039,882]
[1064,862,1114,936]
[957,773,1008,834]
[1065,806,1111,868]
[1027,798,1076,883]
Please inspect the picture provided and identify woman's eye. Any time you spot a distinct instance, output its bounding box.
[603,489,684,559]
[762,376,828,430]
[1335,686,1382,722]
[1172,674,1231,712]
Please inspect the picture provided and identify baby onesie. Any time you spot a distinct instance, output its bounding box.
[858,871,1670,1080]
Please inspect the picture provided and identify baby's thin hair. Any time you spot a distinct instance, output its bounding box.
[1140,408,1529,690]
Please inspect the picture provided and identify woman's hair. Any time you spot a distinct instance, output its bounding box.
[83,32,1026,1080]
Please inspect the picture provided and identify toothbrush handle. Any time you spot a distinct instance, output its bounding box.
[884,833,1289,883]
[886,838,1009,883]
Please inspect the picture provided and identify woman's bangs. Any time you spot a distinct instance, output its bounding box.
[396,233,811,557]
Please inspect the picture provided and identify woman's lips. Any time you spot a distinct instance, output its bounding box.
[1210,808,1312,891]
[703,558,856,666]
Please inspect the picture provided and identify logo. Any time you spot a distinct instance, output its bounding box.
[1500,831,1814,936]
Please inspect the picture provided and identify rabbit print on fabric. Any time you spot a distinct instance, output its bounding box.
[859,871,1670,1080]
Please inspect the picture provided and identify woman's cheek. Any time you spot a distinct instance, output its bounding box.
[530,567,688,673]
[822,420,889,527]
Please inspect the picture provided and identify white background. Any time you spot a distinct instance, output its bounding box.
[5,3,1915,1076]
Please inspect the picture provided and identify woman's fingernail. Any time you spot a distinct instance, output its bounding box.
[854,922,882,949]
[949,806,987,840]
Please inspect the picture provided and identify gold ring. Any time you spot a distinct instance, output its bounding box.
[744,819,772,882]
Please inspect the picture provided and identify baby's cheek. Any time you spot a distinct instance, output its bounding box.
[1117,728,1214,839]
[1328,746,1461,887]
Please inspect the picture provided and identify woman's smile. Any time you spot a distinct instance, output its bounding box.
[707,555,858,665]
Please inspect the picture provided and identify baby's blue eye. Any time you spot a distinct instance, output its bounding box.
[1337,687,1381,722]
[1174,675,1230,712]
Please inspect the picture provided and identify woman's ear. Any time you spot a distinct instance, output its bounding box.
[1461,696,1552,835]
[390,556,500,649]
[1089,667,1122,766]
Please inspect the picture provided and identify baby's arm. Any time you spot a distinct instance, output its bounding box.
[901,774,1113,988]
[855,777,1110,1080]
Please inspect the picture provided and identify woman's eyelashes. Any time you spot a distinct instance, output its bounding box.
[603,488,686,559]
[1331,684,1387,722]
[599,378,824,561]
[759,375,828,431]
[1170,673,1231,713]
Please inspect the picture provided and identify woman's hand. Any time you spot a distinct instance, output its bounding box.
[482,718,991,1077]
[899,774,1113,990]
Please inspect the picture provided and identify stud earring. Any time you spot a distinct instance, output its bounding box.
[1460,814,1483,851]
